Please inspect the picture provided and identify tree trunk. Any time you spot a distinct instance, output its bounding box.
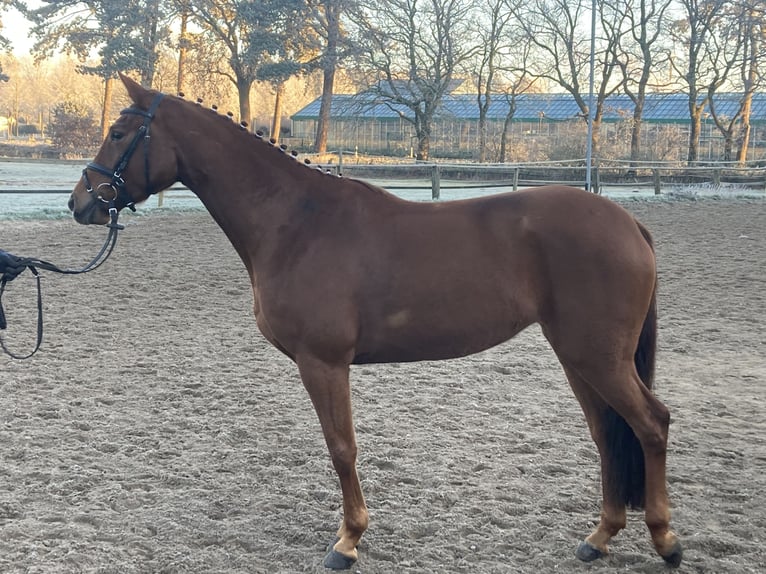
[314,0,340,153]
[687,110,701,165]
[237,77,252,128]
[591,112,602,159]
[499,113,512,163]
[416,135,430,161]
[723,134,733,162]
[736,40,757,165]
[477,90,491,162]
[271,82,285,143]
[314,67,335,152]
[413,109,431,160]
[629,96,645,166]
[499,97,517,163]
[176,10,189,95]
[478,112,488,163]
[100,77,113,140]
[141,0,160,87]
[736,99,752,165]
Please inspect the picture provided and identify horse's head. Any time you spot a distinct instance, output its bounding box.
[69,73,177,225]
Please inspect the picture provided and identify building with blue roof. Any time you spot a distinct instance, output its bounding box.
[290,92,766,162]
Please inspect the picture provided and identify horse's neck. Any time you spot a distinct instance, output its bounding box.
[172,117,309,267]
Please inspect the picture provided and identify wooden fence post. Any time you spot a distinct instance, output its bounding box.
[431,164,440,200]
[653,168,661,195]
[594,167,601,194]
[513,167,519,191]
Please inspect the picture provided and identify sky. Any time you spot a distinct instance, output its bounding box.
[4,5,36,56]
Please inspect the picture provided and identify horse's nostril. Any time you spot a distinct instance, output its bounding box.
[68,196,74,211]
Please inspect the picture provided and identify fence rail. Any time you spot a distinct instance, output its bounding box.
[2,162,765,201]
[320,160,766,199]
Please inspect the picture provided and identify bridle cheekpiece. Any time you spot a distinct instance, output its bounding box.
[82,92,165,217]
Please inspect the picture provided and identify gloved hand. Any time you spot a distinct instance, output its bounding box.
[0,250,29,282]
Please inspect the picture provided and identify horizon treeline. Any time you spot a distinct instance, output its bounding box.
[0,0,761,164]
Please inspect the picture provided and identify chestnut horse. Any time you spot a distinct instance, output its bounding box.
[69,74,682,569]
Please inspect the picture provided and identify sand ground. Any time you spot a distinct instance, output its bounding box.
[0,198,764,573]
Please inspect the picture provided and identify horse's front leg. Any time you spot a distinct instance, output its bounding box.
[297,355,369,570]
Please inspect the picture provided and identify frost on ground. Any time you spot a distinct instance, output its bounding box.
[0,199,764,574]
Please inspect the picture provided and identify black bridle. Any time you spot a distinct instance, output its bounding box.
[82,92,165,213]
[0,92,165,359]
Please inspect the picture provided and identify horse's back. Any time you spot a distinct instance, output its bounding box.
[348,185,654,364]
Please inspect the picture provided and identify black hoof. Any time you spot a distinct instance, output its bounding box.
[575,540,604,562]
[661,541,683,568]
[326,537,340,553]
[323,549,356,570]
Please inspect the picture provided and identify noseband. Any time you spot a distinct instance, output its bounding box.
[82,92,165,213]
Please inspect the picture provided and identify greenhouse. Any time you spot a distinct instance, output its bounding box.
[291,92,766,162]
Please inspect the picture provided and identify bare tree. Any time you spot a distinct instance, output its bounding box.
[351,0,478,160]
[510,0,623,158]
[610,0,673,165]
[6,57,55,135]
[669,0,731,164]
[729,0,765,164]
[705,6,753,162]
[471,0,513,162]
[496,41,538,162]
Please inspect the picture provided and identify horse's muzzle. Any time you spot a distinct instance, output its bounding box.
[69,194,107,225]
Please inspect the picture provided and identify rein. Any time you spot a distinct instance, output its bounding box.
[1,92,165,360]
[0,209,124,359]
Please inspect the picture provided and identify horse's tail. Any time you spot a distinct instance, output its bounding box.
[634,221,658,391]
[602,220,657,510]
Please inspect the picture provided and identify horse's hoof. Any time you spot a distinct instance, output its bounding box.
[326,537,340,553]
[575,540,604,562]
[661,541,683,568]
[323,549,356,570]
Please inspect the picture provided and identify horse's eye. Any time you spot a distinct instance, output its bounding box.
[111,131,124,141]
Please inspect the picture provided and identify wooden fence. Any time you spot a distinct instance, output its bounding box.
[2,159,765,202]
[312,157,766,199]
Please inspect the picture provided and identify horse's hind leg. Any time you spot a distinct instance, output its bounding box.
[560,366,627,560]
[296,355,368,570]
[560,359,682,566]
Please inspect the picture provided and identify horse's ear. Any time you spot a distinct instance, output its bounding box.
[118,72,153,108]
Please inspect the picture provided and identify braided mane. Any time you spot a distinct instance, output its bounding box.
[174,92,340,179]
